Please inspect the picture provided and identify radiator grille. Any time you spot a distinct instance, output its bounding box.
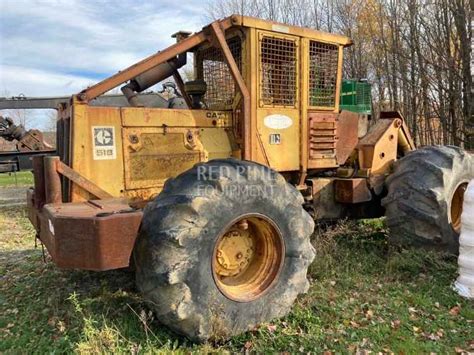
[199,36,241,109]
[260,35,297,107]
[309,41,338,107]
[309,116,337,159]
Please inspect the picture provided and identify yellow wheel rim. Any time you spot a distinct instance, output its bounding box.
[450,182,468,233]
[212,215,284,302]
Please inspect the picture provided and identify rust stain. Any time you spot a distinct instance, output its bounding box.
[336,111,359,165]
[33,198,142,271]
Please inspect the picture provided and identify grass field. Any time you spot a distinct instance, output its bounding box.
[0,171,34,187]
[0,206,472,353]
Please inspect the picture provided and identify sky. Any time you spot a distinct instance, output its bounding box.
[0,0,209,128]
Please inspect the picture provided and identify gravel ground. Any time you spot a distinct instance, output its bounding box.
[0,187,29,207]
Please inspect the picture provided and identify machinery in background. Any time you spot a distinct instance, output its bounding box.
[0,116,54,173]
[340,79,372,116]
[0,116,53,152]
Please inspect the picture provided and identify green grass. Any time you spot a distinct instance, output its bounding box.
[0,207,473,353]
[0,171,34,187]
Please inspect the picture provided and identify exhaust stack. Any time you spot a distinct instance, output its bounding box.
[121,31,191,107]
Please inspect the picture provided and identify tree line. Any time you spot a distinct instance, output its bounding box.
[206,0,472,148]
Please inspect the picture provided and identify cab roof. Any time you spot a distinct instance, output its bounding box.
[223,14,353,47]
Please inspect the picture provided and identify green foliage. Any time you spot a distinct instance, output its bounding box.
[1,208,472,353]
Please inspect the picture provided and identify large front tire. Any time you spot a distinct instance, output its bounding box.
[382,146,473,253]
[134,159,315,342]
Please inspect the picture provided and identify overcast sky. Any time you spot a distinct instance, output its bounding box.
[0,0,210,128]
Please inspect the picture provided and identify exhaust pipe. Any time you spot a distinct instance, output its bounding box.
[121,53,186,107]
[121,54,186,107]
[122,31,190,107]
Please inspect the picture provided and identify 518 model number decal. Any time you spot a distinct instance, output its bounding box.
[92,126,117,160]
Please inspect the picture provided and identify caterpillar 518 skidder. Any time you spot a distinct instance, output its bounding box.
[26,15,473,341]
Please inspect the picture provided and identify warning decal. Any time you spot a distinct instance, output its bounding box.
[92,126,116,160]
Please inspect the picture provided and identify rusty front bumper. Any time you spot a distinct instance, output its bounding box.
[27,189,142,271]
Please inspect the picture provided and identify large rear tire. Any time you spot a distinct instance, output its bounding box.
[382,146,473,253]
[134,159,315,342]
